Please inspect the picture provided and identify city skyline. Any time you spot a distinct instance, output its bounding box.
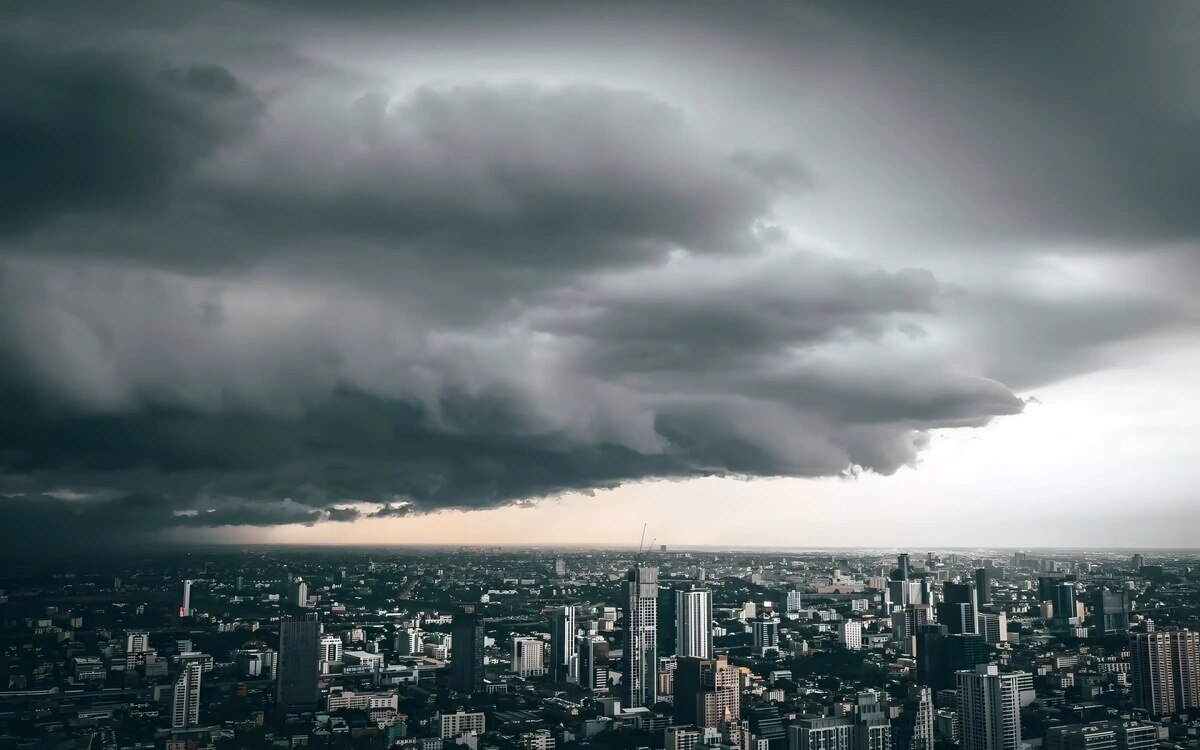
[2,1,1199,553]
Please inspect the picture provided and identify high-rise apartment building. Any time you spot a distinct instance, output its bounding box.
[451,608,486,694]
[957,665,1022,750]
[676,588,713,659]
[277,614,321,710]
[839,620,863,651]
[181,580,193,618]
[787,590,803,614]
[1130,631,1176,715]
[893,686,935,750]
[622,565,659,708]
[675,655,740,728]
[172,658,203,729]
[549,606,576,682]
[512,636,546,677]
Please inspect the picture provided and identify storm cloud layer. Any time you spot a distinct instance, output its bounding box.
[1,0,1197,551]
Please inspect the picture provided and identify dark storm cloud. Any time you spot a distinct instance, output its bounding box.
[0,0,1193,551]
[0,43,258,234]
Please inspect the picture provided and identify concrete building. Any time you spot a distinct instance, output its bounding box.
[675,655,740,728]
[957,665,1022,750]
[171,658,202,729]
[676,588,714,659]
[622,565,659,708]
[839,620,863,651]
[512,636,546,677]
[439,711,486,739]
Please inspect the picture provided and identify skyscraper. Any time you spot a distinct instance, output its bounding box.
[894,604,934,655]
[1173,630,1200,711]
[786,590,803,614]
[974,569,992,608]
[1091,590,1132,633]
[451,608,486,694]
[172,658,202,729]
[978,612,1008,644]
[549,606,576,683]
[294,578,308,608]
[181,579,193,618]
[658,583,679,657]
[957,665,1022,750]
[276,614,320,711]
[1130,629,1200,716]
[1130,631,1175,716]
[676,588,713,659]
[853,690,893,750]
[939,582,978,635]
[893,686,935,750]
[675,655,740,727]
[622,565,658,708]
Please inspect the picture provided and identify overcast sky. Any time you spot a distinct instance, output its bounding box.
[2,1,1198,553]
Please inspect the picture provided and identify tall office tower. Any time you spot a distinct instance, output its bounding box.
[894,604,934,655]
[549,606,576,682]
[854,690,893,750]
[511,636,546,676]
[276,614,321,710]
[939,582,978,635]
[839,620,863,651]
[622,565,659,709]
[917,624,950,689]
[974,570,992,608]
[172,658,203,729]
[977,613,1008,644]
[658,583,680,657]
[1131,554,1145,570]
[451,608,486,694]
[921,578,935,607]
[957,665,1022,750]
[677,588,714,659]
[675,655,740,727]
[1053,582,1080,622]
[181,580,193,618]
[1171,630,1200,711]
[893,686,935,750]
[898,553,911,580]
[555,557,567,577]
[294,578,308,607]
[752,615,781,656]
[577,635,609,693]
[786,590,803,614]
[1092,590,1132,633]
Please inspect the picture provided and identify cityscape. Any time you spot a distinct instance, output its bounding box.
[3,548,1200,750]
[3,1,1200,750]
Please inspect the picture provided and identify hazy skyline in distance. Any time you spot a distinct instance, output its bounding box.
[1,1,1198,553]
